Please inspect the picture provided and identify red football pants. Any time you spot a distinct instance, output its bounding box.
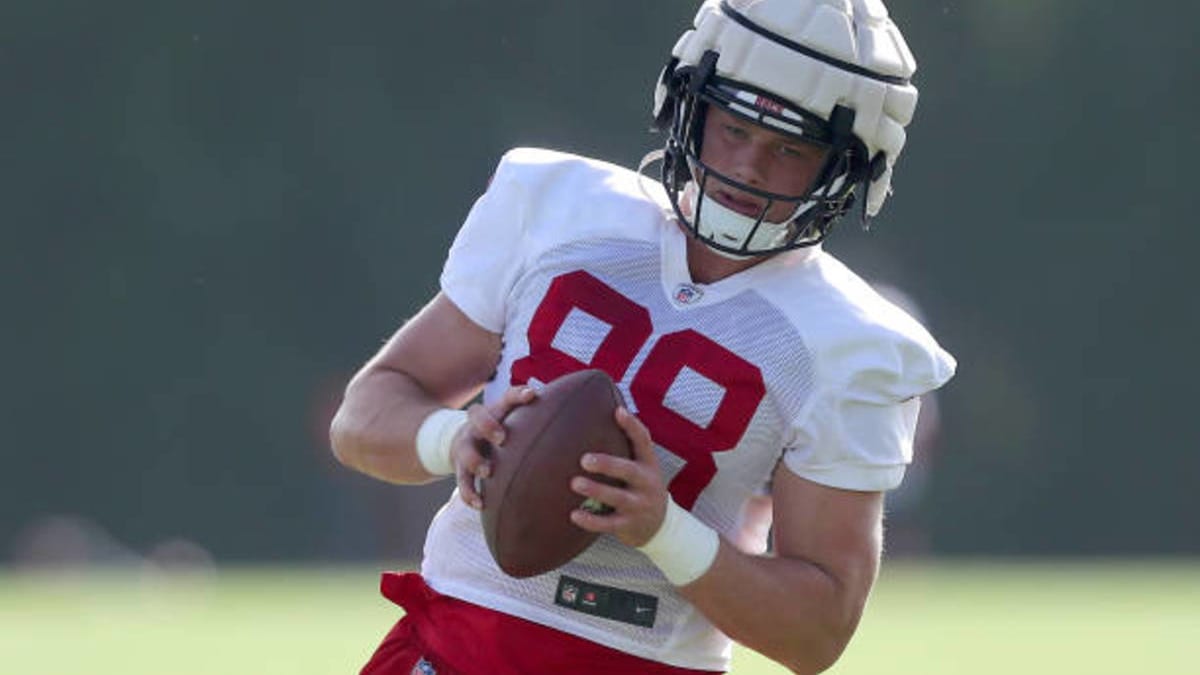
[359,572,723,675]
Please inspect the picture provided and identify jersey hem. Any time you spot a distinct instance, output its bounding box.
[783,459,906,492]
[425,575,732,672]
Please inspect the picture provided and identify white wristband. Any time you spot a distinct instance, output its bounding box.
[414,408,468,477]
[638,498,720,586]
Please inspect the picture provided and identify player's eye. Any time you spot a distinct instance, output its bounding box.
[778,142,823,163]
[779,144,808,158]
[723,123,750,140]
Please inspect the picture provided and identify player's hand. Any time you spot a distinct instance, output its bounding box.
[453,385,538,510]
[569,406,669,548]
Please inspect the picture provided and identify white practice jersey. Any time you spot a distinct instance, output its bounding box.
[421,147,956,671]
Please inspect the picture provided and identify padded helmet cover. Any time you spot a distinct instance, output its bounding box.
[654,0,918,219]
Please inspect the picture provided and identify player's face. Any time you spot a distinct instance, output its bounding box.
[698,107,828,224]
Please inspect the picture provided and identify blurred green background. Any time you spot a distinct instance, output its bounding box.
[3,0,1197,569]
[3,561,1196,673]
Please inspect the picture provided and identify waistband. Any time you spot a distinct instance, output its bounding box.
[380,572,722,675]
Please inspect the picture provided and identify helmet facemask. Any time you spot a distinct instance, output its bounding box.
[658,53,870,258]
[650,0,920,258]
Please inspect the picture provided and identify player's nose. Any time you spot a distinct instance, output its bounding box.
[728,141,771,187]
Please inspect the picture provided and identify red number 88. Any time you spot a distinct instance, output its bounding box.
[511,271,765,509]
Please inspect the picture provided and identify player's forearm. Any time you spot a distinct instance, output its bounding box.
[680,542,876,674]
[329,367,446,484]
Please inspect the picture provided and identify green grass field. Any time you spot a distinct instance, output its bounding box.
[2,560,1196,674]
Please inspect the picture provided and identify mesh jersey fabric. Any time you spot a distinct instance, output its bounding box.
[421,147,956,671]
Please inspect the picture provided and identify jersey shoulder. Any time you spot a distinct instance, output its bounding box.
[494,146,653,196]
[490,147,670,242]
[441,148,670,332]
[764,250,956,401]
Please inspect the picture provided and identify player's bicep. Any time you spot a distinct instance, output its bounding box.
[358,292,502,407]
[770,466,883,611]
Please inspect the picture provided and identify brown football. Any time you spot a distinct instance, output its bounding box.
[480,369,632,578]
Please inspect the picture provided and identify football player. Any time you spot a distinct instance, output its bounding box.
[331,1,956,673]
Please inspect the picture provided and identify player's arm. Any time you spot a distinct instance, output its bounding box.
[680,470,882,674]
[571,409,882,675]
[329,292,512,488]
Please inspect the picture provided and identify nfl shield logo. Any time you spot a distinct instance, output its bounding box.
[561,583,578,604]
[674,283,704,305]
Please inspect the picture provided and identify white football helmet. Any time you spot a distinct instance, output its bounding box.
[651,0,919,257]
